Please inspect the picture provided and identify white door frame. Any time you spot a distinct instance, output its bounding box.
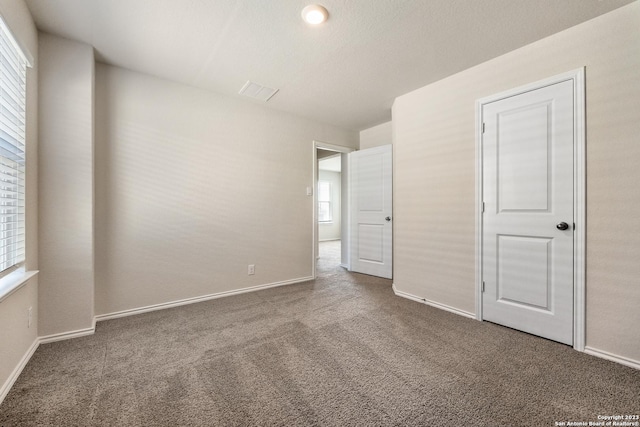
[475,68,586,351]
[312,141,354,279]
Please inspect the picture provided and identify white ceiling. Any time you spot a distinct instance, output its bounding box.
[25,0,634,131]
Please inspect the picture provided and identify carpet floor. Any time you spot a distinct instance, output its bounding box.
[1,240,639,426]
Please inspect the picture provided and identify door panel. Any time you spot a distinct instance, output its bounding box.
[482,80,574,345]
[350,145,392,279]
[358,224,384,262]
[358,155,384,211]
[497,235,551,310]
[498,102,551,212]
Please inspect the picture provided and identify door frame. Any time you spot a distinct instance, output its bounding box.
[312,140,354,279]
[474,68,586,351]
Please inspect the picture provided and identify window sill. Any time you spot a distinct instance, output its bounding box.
[319,221,334,225]
[0,270,39,303]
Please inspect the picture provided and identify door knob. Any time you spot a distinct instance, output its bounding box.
[556,222,569,231]
[385,216,392,222]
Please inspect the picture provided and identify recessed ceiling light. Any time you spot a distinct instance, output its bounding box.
[301,4,329,25]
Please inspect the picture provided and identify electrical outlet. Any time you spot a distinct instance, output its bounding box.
[28,306,32,328]
[248,264,255,275]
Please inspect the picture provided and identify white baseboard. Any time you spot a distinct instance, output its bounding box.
[584,346,640,370]
[38,326,96,344]
[0,338,39,405]
[95,276,314,322]
[1,280,638,408]
[0,277,313,405]
[392,283,476,319]
[391,287,640,370]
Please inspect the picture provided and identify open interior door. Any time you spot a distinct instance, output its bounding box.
[349,145,392,279]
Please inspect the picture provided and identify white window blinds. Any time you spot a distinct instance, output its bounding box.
[0,16,27,273]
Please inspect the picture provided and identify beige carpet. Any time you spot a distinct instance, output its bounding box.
[1,240,638,426]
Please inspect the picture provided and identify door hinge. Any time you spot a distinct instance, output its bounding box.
[482,122,486,133]
[573,222,576,230]
[482,202,485,213]
[482,281,485,293]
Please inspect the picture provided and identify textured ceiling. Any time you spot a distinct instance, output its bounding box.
[25,0,635,131]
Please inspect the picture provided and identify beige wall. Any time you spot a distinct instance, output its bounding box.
[359,121,392,149]
[0,280,38,400]
[0,0,38,399]
[318,169,341,241]
[393,3,640,362]
[38,33,94,336]
[95,64,358,316]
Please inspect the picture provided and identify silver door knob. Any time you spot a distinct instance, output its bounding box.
[385,216,392,222]
[556,222,569,230]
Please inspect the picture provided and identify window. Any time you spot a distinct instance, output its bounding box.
[0,16,28,273]
[318,181,332,222]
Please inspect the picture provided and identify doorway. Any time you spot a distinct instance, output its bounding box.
[313,141,354,279]
[475,69,586,349]
[318,152,343,267]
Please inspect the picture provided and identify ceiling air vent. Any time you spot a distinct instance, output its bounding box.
[238,80,279,102]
